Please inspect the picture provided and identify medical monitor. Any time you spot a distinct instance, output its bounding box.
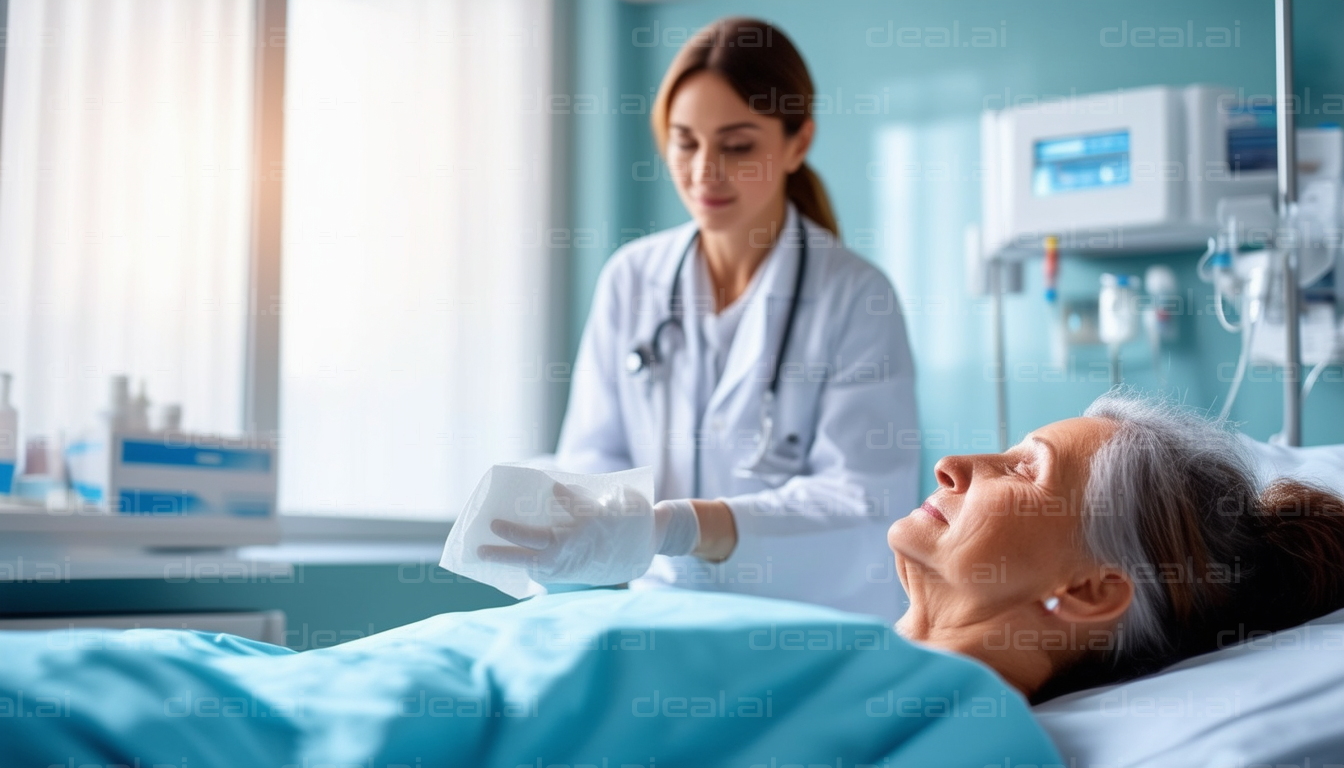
[980,85,1278,255]
[1032,130,1131,196]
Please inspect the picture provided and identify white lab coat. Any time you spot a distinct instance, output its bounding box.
[556,206,918,621]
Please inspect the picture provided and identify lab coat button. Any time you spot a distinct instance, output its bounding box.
[709,417,726,432]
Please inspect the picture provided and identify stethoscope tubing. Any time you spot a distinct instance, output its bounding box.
[646,218,808,397]
[634,219,809,499]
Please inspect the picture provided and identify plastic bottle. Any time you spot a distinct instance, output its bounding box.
[108,375,131,432]
[0,373,17,494]
[128,380,151,433]
[1099,274,1141,346]
[159,404,183,433]
[1144,265,1180,343]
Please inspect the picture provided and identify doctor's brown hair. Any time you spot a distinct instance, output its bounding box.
[651,17,839,236]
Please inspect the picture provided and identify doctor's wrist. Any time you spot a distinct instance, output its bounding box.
[689,499,738,563]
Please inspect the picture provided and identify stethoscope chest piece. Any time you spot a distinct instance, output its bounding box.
[626,346,655,376]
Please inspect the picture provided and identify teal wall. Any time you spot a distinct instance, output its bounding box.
[8,0,1344,645]
[564,0,1344,498]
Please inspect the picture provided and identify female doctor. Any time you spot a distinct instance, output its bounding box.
[485,18,918,621]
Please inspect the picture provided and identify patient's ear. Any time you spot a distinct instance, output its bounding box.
[1054,566,1132,625]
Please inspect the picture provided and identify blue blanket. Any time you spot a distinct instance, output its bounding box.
[0,589,1061,767]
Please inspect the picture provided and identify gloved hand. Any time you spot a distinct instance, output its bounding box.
[476,482,700,586]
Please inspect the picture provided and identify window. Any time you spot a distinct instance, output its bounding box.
[0,0,559,523]
[0,0,256,440]
[278,0,556,519]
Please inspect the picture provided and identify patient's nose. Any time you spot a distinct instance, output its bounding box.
[934,455,971,493]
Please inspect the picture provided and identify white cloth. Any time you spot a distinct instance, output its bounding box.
[554,204,919,622]
[439,463,653,598]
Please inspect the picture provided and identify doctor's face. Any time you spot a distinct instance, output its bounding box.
[887,417,1117,629]
[665,71,811,235]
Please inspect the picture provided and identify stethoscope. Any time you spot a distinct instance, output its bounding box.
[625,219,808,488]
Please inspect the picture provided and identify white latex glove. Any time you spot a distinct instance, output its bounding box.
[476,482,699,586]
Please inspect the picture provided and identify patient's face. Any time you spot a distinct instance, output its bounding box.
[888,417,1117,633]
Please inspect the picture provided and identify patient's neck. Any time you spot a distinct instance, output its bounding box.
[898,603,1063,697]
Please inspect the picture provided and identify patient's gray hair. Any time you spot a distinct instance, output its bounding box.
[1079,391,1260,663]
[1045,390,1344,692]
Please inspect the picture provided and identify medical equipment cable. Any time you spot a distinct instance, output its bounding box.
[1302,327,1341,401]
[1220,314,1258,422]
[1219,259,1272,421]
[1199,232,1247,335]
[1213,291,1241,334]
[1303,357,1330,401]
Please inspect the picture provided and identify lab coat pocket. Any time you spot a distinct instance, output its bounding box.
[754,382,820,482]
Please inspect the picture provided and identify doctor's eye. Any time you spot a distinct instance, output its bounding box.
[721,142,754,155]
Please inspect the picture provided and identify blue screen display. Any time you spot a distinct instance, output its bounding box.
[1032,130,1131,196]
[1224,105,1277,174]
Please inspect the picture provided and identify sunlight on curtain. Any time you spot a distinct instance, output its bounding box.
[0,0,254,445]
[280,0,554,518]
[875,117,980,372]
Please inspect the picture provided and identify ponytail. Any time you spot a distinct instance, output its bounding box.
[786,163,839,236]
[1242,480,1344,629]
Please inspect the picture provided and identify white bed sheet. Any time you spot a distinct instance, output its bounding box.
[1034,606,1344,767]
[1238,434,1344,496]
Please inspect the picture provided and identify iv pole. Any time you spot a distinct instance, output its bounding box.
[990,255,1009,452]
[1276,0,1303,446]
[984,1,1302,449]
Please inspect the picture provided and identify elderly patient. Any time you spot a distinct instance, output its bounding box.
[7,391,1344,767]
[893,390,1344,701]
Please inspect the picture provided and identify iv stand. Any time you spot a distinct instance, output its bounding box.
[990,255,1009,452]
[1276,0,1303,446]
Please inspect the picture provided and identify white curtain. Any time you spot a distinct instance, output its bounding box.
[280,0,554,518]
[0,0,255,441]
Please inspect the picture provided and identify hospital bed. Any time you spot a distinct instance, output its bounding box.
[1,436,1341,766]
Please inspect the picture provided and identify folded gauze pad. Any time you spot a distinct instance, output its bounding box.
[439,463,655,599]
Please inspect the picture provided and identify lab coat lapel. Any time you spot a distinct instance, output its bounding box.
[705,224,798,416]
[659,229,704,500]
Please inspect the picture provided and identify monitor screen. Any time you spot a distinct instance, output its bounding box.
[1224,105,1277,174]
[1032,130,1131,196]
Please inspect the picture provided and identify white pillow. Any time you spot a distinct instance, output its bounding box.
[1237,434,1344,497]
[1034,607,1344,767]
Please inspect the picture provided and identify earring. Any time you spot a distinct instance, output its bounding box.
[1043,596,1061,613]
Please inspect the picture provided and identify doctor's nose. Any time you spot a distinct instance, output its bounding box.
[692,150,724,185]
[933,454,972,494]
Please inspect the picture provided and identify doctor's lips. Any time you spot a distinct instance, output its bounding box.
[919,501,948,524]
[695,194,736,209]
